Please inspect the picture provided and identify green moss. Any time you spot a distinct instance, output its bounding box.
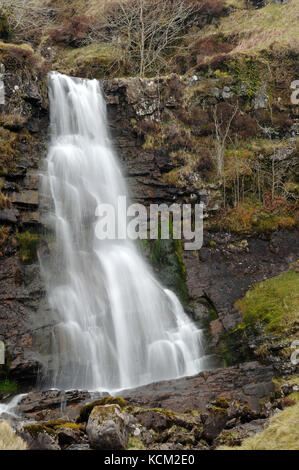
[127,435,146,450]
[142,220,189,305]
[166,425,195,446]
[287,392,299,403]
[229,56,264,100]
[23,424,56,439]
[214,397,229,409]
[54,423,85,431]
[77,396,127,423]
[0,41,45,77]
[216,429,242,447]
[210,406,228,416]
[41,419,70,428]
[236,269,299,333]
[16,230,41,264]
[214,325,252,367]
[54,43,124,79]
[0,379,18,394]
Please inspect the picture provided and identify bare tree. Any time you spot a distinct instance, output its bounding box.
[213,103,239,178]
[212,103,239,208]
[0,0,57,39]
[101,0,200,77]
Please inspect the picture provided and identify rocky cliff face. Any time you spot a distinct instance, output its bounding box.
[102,74,299,366]
[0,43,49,384]
[0,46,298,395]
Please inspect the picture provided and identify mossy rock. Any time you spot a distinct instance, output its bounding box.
[214,397,229,409]
[54,423,85,432]
[23,424,56,439]
[126,405,202,433]
[166,425,196,446]
[16,230,41,264]
[126,435,146,450]
[141,233,189,306]
[210,406,228,416]
[216,429,242,447]
[0,378,18,394]
[77,396,127,423]
[42,419,84,432]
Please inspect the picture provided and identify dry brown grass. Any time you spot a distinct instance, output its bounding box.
[195,0,299,57]
[0,420,27,450]
[218,402,299,450]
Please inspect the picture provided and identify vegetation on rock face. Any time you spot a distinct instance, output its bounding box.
[0,0,298,452]
[236,268,299,333]
[0,420,27,450]
[0,378,18,394]
[140,229,189,306]
[218,402,299,450]
[0,226,10,257]
[16,230,41,264]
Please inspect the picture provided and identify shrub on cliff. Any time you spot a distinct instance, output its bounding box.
[0,420,27,450]
[0,0,55,42]
[49,14,95,48]
[0,8,9,39]
[98,0,226,77]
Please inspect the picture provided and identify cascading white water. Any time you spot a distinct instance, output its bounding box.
[40,72,206,392]
[0,394,27,421]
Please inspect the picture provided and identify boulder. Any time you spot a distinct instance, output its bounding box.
[18,424,60,450]
[86,404,129,450]
[202,407,228,442]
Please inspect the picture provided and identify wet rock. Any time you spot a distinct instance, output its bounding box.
[66,443,90,450]
[86,404,129,450]
[56,425,85,448]
[183,230,299,339]
[193,302,211,323]
[253,83,268,109]
[123,362,275,413]
[210,319,224,343]
[11,190,38,208]
[77,396,127,423]
[17,390,92,421]
[203,408,228,442]
[0,208,18,224]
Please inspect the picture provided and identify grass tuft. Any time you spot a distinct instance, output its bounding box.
[218,402,299,450]
[0,421,27,450]
[236,269,299,333]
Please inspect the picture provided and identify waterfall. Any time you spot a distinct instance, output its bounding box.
[40,72,206,392]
